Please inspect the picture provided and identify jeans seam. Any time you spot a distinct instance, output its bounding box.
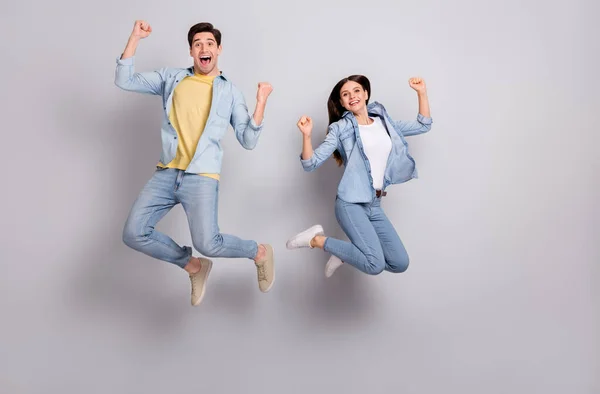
[340,202,377,263]
[371,207,407,271]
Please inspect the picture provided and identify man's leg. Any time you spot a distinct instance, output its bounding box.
[122,169,192,267]
[178,174,275,292]
[122,168,211,305]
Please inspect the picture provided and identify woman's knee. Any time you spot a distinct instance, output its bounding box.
[364,255,386,275]
[387,254,410,273]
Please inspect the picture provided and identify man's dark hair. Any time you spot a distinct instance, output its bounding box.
[187,22,222,47]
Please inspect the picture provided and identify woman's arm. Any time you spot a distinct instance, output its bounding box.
[297,116,340,172]
[393,77,433,137]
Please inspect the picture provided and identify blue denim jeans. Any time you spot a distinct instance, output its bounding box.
[323,196,410,275]
[122,168,258,268]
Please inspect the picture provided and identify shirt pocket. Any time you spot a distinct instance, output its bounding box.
[216,96,232,120]
[339,130,354,154]
[339,129,353,141]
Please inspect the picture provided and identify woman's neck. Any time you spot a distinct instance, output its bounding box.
[353,108,372,125]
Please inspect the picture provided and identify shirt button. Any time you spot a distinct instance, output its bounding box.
[174,136,177,139]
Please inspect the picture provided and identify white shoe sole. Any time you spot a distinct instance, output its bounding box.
[325,255,343,278]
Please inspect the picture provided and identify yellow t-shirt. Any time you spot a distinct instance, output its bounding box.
[157,73,220,180]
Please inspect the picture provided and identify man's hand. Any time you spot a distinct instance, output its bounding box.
[257,82,273,104]
[131,20,152,40]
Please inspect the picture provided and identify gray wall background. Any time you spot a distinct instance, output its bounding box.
[1,0,598,393]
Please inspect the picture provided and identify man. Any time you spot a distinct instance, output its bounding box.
[115,20,275,306]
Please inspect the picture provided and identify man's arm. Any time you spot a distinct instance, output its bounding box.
[114,20,164,95]
[231,82,273,149]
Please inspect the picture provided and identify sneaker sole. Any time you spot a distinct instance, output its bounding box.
[192,259,213,306]
[325,257,342,278]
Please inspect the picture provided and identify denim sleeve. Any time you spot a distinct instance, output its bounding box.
[231,87,263,150]
[300,124,340,172]
[393,113,433,137]
[114,56,164,95]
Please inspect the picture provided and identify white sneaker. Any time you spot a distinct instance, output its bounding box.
[286,225,324,249]
[325,255,344,278]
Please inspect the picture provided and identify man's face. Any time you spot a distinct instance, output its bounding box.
[190,32,221,76]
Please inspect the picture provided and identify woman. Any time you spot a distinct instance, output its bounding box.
[286,75,432,277]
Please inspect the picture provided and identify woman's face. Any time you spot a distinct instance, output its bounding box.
[339,80,368,114]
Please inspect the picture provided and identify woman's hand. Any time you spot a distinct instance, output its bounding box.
[297,116,313,137]
[409,77,427,94]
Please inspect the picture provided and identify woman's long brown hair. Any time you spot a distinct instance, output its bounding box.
[326,75,371,166]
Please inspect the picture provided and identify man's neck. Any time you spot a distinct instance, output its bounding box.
[193,66,221,77]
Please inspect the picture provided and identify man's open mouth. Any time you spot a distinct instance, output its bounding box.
[200,56,211,66]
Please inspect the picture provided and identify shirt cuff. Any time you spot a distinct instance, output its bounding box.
[249,117,263,131]
[300,154,315,169]
[116,56,134,65]
[417,113,433,124]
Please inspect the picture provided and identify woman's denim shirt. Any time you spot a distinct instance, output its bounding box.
[300,101,433,203]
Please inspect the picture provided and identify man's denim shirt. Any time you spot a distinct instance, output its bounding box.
[114,56,263,174]
[300,101,433,203]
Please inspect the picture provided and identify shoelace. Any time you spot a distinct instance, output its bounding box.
[190,271,200,288]
[256,264,267,282]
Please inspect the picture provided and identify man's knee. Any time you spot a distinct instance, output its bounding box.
[192,233,222,257]
[122,224,143,250]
